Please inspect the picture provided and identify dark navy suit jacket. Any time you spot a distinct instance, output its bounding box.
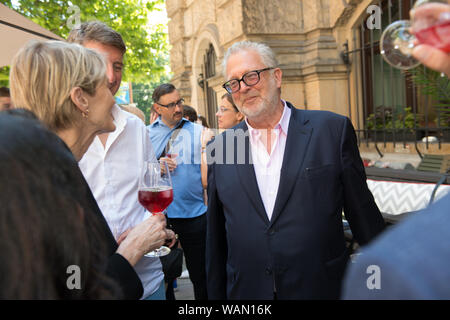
[206,102,385,299]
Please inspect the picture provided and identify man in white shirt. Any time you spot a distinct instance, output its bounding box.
[69,21,168,300]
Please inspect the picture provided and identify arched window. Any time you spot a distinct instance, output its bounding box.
[201,44,218,128]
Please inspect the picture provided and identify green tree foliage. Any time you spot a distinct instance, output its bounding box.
[1,0,170,84]
[0,67,9,87]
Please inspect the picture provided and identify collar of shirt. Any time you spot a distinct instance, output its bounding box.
[148,117,190,158]
[98,104,129,153]
[244,100,291,220]
[245,100,291,146]
[112,104,128,134]
[149,116,188,130]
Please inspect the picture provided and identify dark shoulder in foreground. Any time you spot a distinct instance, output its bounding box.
[342,194,450,299]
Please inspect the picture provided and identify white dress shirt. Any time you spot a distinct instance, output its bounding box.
[246,101,291,221]
[79,104,163,299]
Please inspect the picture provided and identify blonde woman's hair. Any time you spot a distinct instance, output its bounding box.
[10,40,107,131]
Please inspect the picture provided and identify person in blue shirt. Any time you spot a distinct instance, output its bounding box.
[147,83,209,300]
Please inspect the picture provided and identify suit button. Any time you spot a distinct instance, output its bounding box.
[265,267,272,275]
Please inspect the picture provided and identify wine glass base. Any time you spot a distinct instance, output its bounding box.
[144,246,171,257]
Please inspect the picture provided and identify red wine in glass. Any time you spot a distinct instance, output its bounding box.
[138,186,173,214]
[138,160,173,257]
[415,19,450,52]
[380,0,450,69]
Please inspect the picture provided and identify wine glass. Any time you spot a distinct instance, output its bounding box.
[380,0,450,70]
[138,160,174,257]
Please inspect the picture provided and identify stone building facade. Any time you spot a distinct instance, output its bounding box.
[165,0,369,126]
[165,0,449,159]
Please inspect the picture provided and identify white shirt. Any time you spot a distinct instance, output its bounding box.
[246,101,291,221]
[79,104,163,299]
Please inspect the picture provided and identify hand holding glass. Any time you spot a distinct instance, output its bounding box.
[138,160,173,257]
[380,0,450,69]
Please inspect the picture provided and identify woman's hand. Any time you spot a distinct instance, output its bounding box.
[116,214,170,266]
[160,157,177,173]
[411,2,450,77]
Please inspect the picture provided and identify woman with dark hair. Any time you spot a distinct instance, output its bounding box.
[0,112,120,299]
[182,104,198,122]
[197,115,210,128]
[216,93,244,129]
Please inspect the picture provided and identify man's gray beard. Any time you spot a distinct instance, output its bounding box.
[240,103,264,119]
[240,94,279,122]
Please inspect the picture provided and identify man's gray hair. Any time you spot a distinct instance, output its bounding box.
[222,41,278,77]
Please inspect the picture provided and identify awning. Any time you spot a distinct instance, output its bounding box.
[0,3,63,67]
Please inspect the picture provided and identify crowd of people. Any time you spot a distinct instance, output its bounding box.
[0,1,449,300]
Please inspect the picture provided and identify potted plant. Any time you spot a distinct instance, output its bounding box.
[366,106,423,141]
[408,67,450,142]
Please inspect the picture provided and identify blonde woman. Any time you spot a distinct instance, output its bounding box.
[10,40,175,299]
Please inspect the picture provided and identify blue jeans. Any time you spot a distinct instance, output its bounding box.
[143,280,166,300]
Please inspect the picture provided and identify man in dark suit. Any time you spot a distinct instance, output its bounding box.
[206,41,385,300]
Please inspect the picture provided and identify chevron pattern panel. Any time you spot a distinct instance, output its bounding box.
[367,179,450,215]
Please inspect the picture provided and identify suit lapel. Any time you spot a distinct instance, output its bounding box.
[269,104,312,227]
[234,122,270,224]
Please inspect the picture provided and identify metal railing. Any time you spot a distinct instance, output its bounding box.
[342,0,450,158]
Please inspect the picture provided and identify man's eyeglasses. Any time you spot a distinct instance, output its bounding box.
[222,67,274,94]
[156,98,184,109]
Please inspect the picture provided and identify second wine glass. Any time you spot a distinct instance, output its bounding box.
[138,160,173,257]
[380,0,450,69]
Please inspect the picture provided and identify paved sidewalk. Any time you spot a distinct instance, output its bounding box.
[173,257,195,300]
